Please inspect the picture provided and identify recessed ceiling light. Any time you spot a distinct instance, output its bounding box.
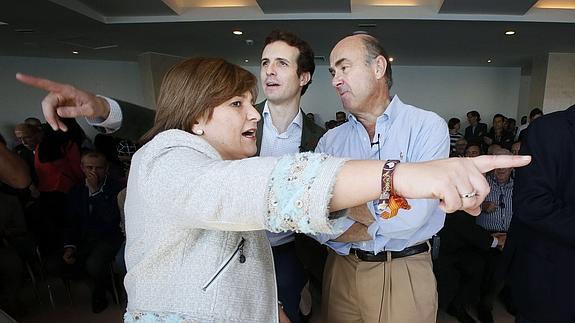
[233,30,243,35]
[505,30,516,35]
[388,57,394,62]
[72,51,79,54]
[244,59,249,63]
[487,59,492,63]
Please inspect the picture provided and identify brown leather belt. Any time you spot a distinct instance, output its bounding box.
[350,242,429,262]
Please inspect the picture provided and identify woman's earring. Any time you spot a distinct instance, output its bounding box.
[193,129,204,136]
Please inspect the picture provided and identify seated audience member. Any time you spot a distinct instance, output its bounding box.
[465,143,482,158]
[486,144,501,155]
[516,108,543,142]
[451,138,467,157]
[448,118,464,154]
[325,120,337,129]
[0,136,32,319]
[519,115,527,126]
[46,151,124,313]
[12,124,41,203]
[0,135,30,190]
[114,188,127,276]
[24,117,42,130]
[464,110,487,145]
[305,112,315,123]
[335,111,347,125]
[485,114,513,150]
[115,140,137,186]
[475,148,515,322]
[32,119,84,252]
[505,118,517,138]
[436,210,505,323]
[510,141,521,155]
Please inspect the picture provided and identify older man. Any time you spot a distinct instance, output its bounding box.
[313,34,449,323]
[47,151,124,313]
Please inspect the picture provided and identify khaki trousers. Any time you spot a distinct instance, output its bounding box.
[322,248,438,323]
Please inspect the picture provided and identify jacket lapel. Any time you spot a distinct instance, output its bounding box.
[255,101,265,156]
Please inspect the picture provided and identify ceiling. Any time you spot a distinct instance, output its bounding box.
[0,0,574,68]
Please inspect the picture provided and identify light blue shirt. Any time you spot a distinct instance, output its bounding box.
[260,101,304,247]
[313,95,450,254]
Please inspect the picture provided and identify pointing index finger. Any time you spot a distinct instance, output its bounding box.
[473,155,531,173]
[16,73,69,93]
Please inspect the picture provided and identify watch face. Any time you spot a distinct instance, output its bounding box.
[385,161,396,168]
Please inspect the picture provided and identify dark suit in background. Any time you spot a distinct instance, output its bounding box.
[436,211,495,314]
[506,105,575,323]
[464,122,488,145]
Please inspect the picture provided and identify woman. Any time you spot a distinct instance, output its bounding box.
[16,65,529,322]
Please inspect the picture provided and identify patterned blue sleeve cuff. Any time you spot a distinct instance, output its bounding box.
[266,152,347,235]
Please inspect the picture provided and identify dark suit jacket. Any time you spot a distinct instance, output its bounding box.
[464,122,488,143]
[506,105,575,322]
[63,179,124,247]
[98,100,155,143]
[439,211,494,256]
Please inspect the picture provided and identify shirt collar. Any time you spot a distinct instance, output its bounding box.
[347,94,401,128]
[86,175,107,197]
[262,101,303,129]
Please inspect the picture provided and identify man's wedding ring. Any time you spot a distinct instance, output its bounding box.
[460,192,477,198]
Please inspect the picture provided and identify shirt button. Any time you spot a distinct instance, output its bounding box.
[295,200,303,208]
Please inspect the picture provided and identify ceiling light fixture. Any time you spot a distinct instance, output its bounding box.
[233,30,243,35]
[388,57,394,62]
[487,59,492,63]
[244,59,249,63]
[72,51,79,54]
[505,30,516,35]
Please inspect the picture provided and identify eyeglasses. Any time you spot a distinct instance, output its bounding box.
[498,193,505,209]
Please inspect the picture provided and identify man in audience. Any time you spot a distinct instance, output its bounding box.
[510,141,521,155]
[485,114,513,150]
[451,138,467,157]
[464,110,487,146]
[313,34,449,323]
[465,143,482,158]
[475,148,514,322]
[47,151,124,313]
[448,117,464,154]
[436,210,505,323]
[516,108,543,142]
[506,104,575,323]
[12,124,41,198]
[0,135,31,319]
[335,111,347,125]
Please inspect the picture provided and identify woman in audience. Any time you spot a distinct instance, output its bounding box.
[16,62,530,322]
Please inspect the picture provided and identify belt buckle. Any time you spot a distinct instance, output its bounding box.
[353,249,360,261]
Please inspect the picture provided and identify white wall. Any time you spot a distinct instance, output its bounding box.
[1,56,521,143]
[0,56,145,142]
[543,53,575,113]
[248,65,522,127]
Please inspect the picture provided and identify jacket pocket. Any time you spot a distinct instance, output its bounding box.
[201,237,246,291]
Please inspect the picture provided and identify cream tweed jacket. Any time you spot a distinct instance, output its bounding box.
[123,129,346,322]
